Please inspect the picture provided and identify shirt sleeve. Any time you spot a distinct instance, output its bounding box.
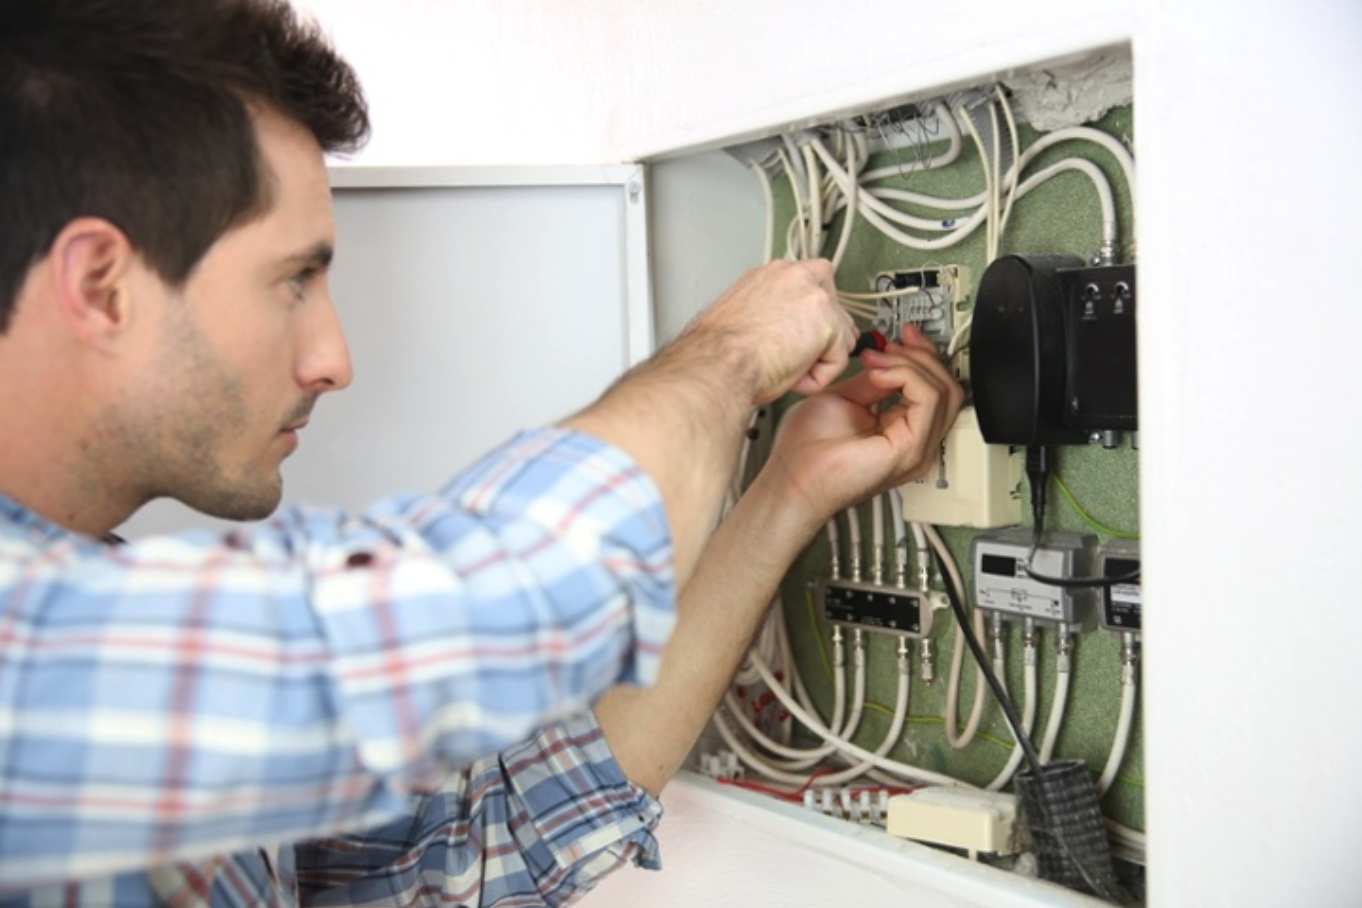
[0,427,674,894]
[294,713,663,907]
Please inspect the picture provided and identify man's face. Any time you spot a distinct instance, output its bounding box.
[118,106,352,521]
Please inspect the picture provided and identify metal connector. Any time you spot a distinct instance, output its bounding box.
[1055,622,1075,674]
[920,638,936,682]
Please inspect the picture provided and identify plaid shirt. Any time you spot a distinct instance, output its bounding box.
[0,428,673,906]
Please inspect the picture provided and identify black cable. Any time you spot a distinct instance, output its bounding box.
[933,547,1043,775]
[1025,564,1142,589]
[1023,444,1142,589]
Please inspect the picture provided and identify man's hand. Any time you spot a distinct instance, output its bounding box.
[754,324,964,531]
[564,258,855,587]
[672,259,857,406]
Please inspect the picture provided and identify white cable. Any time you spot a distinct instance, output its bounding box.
[802,142,824,258]
[1039,667,1071,764]
[828,630,848,738]
[1105,818,1146,850]
[988,99,1002,260]
[817,116,1124,257]
[782,213,804,262]
[923,523,989,749]
[994,84,1021,243]
[828,128,861,271]
[748,160,777,265]
[844,505,862,582]
[812,139,969,235]
[749,647,971,788]
[985,648,1037,791]
[841,632,868,739]
[777,145,809,259]
[947,313,972,358]
[800,646,912,787]
[718,633,875,780]
[1017,125,1136,203]
[712,707,824,786]
[721,687,833,769]
[959,103,997,262]
[908,520,929,589]
[889,489,908,586]
[1015,157,1117,250]
[1097,676,1138,795]
[854,152,1117,255]
[864,184,983,211]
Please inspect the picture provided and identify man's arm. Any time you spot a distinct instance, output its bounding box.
[563,259,855,589]
[595,328,963,795]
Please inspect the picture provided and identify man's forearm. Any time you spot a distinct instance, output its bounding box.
[563,334,754,591]
[592,470,821,797]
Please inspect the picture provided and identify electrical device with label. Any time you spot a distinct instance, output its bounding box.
[1096,539,1141,635]
[969,528,1098,627]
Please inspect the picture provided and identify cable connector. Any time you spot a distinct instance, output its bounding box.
[1025,444,1051,540]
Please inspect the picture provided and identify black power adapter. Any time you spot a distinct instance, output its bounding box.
[971,254,1138,446]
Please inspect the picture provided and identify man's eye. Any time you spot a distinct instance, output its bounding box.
[289,268,317,300]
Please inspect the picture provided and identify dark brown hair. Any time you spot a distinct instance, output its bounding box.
[0,0,370,329]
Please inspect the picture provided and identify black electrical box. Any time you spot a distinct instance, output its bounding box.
[1063,265,1137,432]
[971,255,1138,446]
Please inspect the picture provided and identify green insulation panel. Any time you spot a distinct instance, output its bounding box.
[752,104,1143,832]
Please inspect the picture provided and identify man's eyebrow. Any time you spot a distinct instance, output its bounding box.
[280,242,335,272]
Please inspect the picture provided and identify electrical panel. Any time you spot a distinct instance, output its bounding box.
[1096,539,1142,635]
[970,528,1098,627]
[818,578,944,639]
[896,406,1022,529]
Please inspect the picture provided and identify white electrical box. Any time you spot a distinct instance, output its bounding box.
[970,528,1097,627]
[886,787,1019,856]
[897,407,1022,529]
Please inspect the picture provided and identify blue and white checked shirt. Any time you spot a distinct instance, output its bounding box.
[0,428,673,906]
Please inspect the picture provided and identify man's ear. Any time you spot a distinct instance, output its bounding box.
[48,217,140,350]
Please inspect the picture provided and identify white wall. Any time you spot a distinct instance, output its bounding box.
[297,0,1135,166]
[1136,1,1362,905]
[293,1,1362,905]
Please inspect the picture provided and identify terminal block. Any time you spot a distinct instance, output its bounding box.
[872,264,971,380]
[818,578,946,640]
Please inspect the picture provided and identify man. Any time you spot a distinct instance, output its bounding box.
[0,0,962,905]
